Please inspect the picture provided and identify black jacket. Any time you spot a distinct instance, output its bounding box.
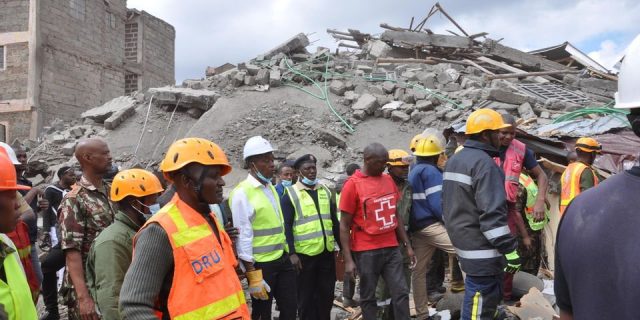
[442,139,517,276]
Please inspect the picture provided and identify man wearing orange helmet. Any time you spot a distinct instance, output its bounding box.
[559,137,602,216]
[86,169,164,319]
[120,137,249,319]
[58,138,116,320]
[442,108,520,319]
[0,152,38,319]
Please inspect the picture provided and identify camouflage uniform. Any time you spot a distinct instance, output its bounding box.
[58,176,115,320]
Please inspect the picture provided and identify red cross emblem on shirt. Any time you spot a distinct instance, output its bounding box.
[375,199,396,227]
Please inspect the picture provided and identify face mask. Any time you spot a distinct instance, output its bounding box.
[281,179,293,187]
[253,164,273,185]
[136,200,161,218]
[300,175,318,186]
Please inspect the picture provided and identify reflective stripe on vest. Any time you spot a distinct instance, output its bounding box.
[138,198,250,319]
[231,179,288,262]
[0,234,38,320]
[286,185,335,256]
[455,247,502,259]
[560,162,599,215]
[494,139,526,202]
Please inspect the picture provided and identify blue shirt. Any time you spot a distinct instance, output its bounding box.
[275,182,286,198]
[408,160,443,231]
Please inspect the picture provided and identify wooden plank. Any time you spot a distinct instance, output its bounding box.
[477,56,549,83]
[485,69,581,80]
[380,30,475,49]
[464,58,495,75]
[483,39,571,71]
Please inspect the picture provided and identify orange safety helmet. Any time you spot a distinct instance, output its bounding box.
[159,138,232,177]
[110,168,164,202]
[0,152,30,191]
[387,149,412,166]
[575,137,602,154]
[465,108,511,135]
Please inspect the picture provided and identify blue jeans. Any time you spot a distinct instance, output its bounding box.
[461,274,503,320]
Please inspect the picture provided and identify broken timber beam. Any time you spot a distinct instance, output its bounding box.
[331,34,357,42]
[485,69,581,80]
[380,23,410,31]
[482,39,571,71]
[326,29,351,37]
[381,30,476,49]
[464,59,495,75]
[477,56,548,83]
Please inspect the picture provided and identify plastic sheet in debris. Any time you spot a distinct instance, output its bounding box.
[429,307,451,320]
[535,115,629,138]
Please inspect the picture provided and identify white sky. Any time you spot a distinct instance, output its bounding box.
[127,0,640,83]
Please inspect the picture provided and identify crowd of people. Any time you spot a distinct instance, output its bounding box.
[0,35,639,320]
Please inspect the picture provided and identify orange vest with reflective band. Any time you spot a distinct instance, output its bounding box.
[494,139,526,203]
[135,195,250,320]
[560,162,599,216]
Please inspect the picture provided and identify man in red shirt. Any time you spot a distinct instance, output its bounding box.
[339,143,416,320]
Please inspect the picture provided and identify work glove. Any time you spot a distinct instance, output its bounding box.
[246,269,271,300]
[504,250,521,274]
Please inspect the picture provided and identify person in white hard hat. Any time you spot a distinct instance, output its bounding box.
[555,34,640,320]
[229,136,297,320]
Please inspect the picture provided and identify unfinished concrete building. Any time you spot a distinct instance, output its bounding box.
[0,0,175,141]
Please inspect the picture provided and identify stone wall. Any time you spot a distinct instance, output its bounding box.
[1,111,31,142]
[0,42,29,101]
[139,11,175,90]
[125,22,138,62]
[37,0,127,126]
[0,0,29,32]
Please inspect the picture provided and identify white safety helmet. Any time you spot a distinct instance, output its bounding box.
[615,34,640,109]
[0,142,21,165]
[243,136,275,160]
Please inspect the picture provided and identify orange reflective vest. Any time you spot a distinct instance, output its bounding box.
[560,162,599,216]
[6,220,39,300]
[494,139,526,202]
[135,195,250,320]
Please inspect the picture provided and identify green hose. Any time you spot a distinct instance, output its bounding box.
[552,101,629,124]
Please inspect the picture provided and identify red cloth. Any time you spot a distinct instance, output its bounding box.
[6,220,39,298]
[338,170,399,252]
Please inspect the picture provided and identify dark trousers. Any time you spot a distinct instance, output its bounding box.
[462,275,503,320]
[343,276,356,299]
[354,247,410,320]
[426,249,445,291]
[503,203,519,300]
[252,255,297,320]
[297,251,336,320]
[41,244,65,316]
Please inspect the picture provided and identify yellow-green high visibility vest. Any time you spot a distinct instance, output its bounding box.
[285,185,335,256]
[0,234,37,320]
[231,180,288,263]
[519,174,549,231]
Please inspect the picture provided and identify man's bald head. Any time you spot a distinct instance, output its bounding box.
[75,138,112,175]
[363,143,389,176]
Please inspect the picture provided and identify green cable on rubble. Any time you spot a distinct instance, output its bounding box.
[552,100,629,124]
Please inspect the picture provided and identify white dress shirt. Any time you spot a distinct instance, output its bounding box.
[231,174,282,263]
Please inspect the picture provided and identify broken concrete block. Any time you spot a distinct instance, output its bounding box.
[62,142,77,156]
[104,103,136,130]
[391,110,410,122]
[244,75,256,86]
[353,109,367,120]
[318,129,347,149]
[487,88,529,105]
[418,72,437,89]
[352,93,379,115]
[540,111,551,119]
[256,69,270,85]
[460,99,474,108]
[367,40,393,58]
[382,82,396,94]
[518,102,536,121]
[269,70,281,87]
[382,108,393,119]
[401,71,418,81]
[435,106,450,119]
[486,101,519,111]
[537,118,553,126]
[375,95,392,107]
[148,87,220,111]
[444,109,463,121]
[81,96,137,123]
[414,91,427,101]
[344,91,359,104]
[263,33,310,59]
[52,135,66,144]
[232,72,246,87]
[442,83,461,92]
[416,100,435,111]
[329,80,347,96]
[70,127,86,139]
[411,110,426,123]
[182,79,207,90]
[461,77,481,89]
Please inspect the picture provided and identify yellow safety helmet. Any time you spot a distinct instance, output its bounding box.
[413,135,444,157]
[409,134,424,153]
[387,149,412,166]
[110,169,164,202]
[575,137,602,154]
[465,108,511,135]
[159,138,232,176]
